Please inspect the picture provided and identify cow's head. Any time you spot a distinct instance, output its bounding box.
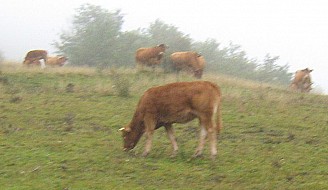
[302,68,313,73]
[157,44,168,50]
[119,123,144,151]
[194,54,205,79]
[23,60,31,65]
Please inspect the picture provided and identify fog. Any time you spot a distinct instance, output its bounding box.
[0,0,327,93]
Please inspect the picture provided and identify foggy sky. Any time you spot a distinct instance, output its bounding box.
[0,0,327,93]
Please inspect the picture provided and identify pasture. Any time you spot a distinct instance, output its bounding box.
[0,65,327,189]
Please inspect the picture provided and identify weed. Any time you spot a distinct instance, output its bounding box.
[110,68,131,97]
[65,83,75,93]
[9,96,22,103]
[63,113,75,131]
[0,76,9,85]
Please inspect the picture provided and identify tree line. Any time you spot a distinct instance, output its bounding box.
[54,4,292,85]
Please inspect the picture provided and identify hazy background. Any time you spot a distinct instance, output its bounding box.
[0,0,327,93]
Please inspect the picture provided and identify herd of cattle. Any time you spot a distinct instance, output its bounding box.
[22,45,313,159]
[135,44,313,92]
[22,45,313,93]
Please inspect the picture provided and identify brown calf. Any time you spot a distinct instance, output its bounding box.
[170,51,206,79]
[135,44,167,69]
[120,81,223,159]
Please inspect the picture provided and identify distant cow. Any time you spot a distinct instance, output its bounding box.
[290,68,313,93]
[119,81,223,159]
[170,51,206,79]
[135,44,167,69]
[23,50,47,66]
[46,56,67,67]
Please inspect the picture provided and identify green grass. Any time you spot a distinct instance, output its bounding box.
[0,65,327,189]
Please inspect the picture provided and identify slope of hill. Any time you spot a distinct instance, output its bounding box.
[1,65,327,189]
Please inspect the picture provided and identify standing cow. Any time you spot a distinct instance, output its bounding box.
[290,68,313,93]
[23,50,48,66]
[170,51,206,79]
[119,81,223,159]
[46,56,67,67]
[135,44,167,70]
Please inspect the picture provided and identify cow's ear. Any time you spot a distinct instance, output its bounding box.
[158,44,166,48]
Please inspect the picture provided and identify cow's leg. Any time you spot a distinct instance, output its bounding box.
[194,114,218,159]
[208,125,218,160]
[142,115,156,157]
[208,110,218,159]
[143,131,154,157]
[194,119,207,157]
[164,124,178,157]
[176,69,180,82]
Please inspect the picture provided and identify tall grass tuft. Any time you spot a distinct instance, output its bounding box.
[110,68,131,97]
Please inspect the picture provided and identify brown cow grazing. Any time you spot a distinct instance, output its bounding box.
[290,68,313,93]
[119,81,223,159]
[170,51,206,79]
[135,44,167,69]
[23,50,47,66]
[45,56,67,67]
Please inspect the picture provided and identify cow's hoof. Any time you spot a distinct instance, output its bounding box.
[192,150,203,158]
[170,151,178,158]
[210,155,217,161]
[192,153,203,158]
[142,152,149,157]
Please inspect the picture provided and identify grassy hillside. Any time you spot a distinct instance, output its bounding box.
[1,65,327,189]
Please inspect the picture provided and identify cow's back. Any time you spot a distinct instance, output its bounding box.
[46,57,58,66]
[46,56,67,67]
[25,50,47,60]
[170,51,202,69]
[171,52,196,63]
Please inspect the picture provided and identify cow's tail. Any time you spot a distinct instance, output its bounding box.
[215,87,223,134]
[216,101,223,134]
